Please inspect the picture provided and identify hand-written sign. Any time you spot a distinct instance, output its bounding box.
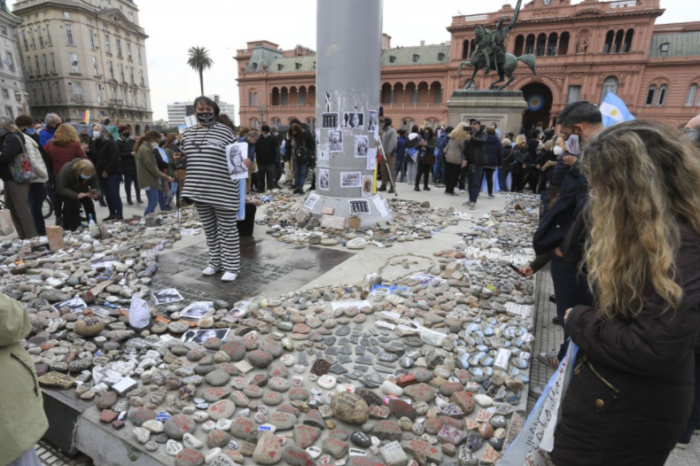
[321,215,346,230]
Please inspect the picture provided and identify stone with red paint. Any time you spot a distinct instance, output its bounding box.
[282,445,317,466]
[164,414,196,440]
[294,425,322,448]
[175,448,205,466]
[252,432,283,465]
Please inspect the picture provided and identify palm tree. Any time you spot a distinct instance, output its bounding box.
[187,47,214,96]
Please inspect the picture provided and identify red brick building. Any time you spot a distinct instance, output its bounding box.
[236,0,700,131]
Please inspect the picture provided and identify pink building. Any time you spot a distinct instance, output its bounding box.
[236,0,700,131]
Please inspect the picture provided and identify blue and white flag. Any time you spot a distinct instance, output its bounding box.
[600,93,635,128]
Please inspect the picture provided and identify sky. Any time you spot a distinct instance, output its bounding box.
[7,0,699,122]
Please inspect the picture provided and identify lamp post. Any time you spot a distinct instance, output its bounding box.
[257,105,267,128]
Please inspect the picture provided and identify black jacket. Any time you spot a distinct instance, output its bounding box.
[0,132,26,181]
[255,135,279,166]
[462,128,487,166]
[93,139,121,176]
[117,137,137,177]
[553,221,700,466]
[483,134,503,167]
[533,163,587,255]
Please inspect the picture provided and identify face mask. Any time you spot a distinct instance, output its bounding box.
[263,133,269,138]
[553,146,564,156]
[565,134,581,155]
[80,174,91,180]
[93,131,101,139]
[161,137,166,142]
[197,113,215,126]
[150,142,159,149]
[122,133,130,139]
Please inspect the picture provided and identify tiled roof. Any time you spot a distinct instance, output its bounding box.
[649,31,700,58]
[244,44,451,73]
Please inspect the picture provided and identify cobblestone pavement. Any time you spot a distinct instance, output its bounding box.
[529,268,700,466]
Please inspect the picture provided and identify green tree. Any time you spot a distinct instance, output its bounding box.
[187,46,214,96]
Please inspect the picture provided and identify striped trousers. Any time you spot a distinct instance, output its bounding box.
[195,202,241,274]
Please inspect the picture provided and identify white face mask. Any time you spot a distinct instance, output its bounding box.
[565,134,581,155]
[553,146,564,156]
[92,131,101,139]
[150,142,159,149]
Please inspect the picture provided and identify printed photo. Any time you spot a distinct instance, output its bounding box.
[181,301,215,319]
[349,199,370,214]
[181,328,230,344]
[354,135,369,157]
[362,175,373,197]
[329,130,343,152]
[343,112,364,129]
[226,142,249,180]
[368,110,379,132]
[322,113,339,129]
[52,297,88,314]
[151,288,184,305]
[340,172,362,188]
[319,169,330,191]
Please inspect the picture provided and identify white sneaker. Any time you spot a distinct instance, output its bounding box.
[202,266,221,276]
[221,272,238,282]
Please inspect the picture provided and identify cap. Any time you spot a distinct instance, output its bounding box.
[471,119,481,125]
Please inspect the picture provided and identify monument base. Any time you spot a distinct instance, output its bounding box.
[303,193,395,231]
[446,90,527,138]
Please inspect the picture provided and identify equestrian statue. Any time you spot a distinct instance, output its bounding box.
[458,0,538,90]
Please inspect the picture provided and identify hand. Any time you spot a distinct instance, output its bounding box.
[554,246,563,257]
[167,177,175,183]
[102,171,109,179]
[77,192,87,199]
[461,161,467,168]
[563,155,576,166]
[244,159,251,167]
[131,151,136,156]
[465,133,472,141]
[87,192,99,200]
[564,308,573,323]
[519,266,534,277]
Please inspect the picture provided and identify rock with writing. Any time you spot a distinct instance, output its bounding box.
[253,432,283,465]
[330,393,369,425]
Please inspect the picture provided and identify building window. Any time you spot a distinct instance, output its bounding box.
[657,85,668,106]
[89,30,95,50]
[116,38,122,57]
[390,55,397,63]
[623,29,634,53]
[411,88,419,104]
[614,30,625,53]
[536,33,546,57]
[645,85,656,106]
[299,88,306,105]
[5,107,13,119]
[139,69,144,86]
[281,89,288,105]
[659,42,670,54]
[109,61,114,79]
[93,57,99,76]
[72,82,83,101]
[434,88,442,104]
[603,30,614,54]
[42,54,48,74]
[39,30,44,48]
[66,25,74,46]
[525,34,535,55]
[21,31,28,50]
[127,43,132,60]
[34,56,40,75]
[118,64,124,82]
[686,84,698,107]
[600,76,619,102]
[96,84,103,104]
[137,47,142,65]
[412,54,420,63]
[30,30,36,48]
[46,25,52,46]
[6,52,14,72]
[69,53,79,73]
[105,34,111,54]
[0,26,6,36]
[50,53,56,73]
[1,88,8,99]
[130,67,134,84]
[567,85,581,104]
[547,33,558,57]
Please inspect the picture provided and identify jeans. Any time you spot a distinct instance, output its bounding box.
[395,157,406,182]
[482,167,496,195]
[63,197,96,231]
[100,174,123,218]
[28,183,46,236]
[551,253,593,361]
[294,162,307,190]
[466,165,484,203]
[144,188,160,216]
[406,159,417,185]
[124,174,141,202]
[679,368,700,442]
[257,163,277,192]
[444,162,461,194]
[157,187,169,211]
[434,154,445,184]
[498,168,510,193]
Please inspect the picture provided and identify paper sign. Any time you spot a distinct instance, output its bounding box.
[129,295,150,329]
[304,193,321,210]
[185,115,197,128]
[505,302,533,319]
[321,215,346,230]
[372,196,390,218]
[366,149,377,170]
[226,142,249,181]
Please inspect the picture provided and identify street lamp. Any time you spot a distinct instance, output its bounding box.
[15,90,30,115]
[257,105,267,128]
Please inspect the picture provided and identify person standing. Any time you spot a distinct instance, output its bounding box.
[482,126,503,198]
[136,131,174,216]
[510,135,530,193]
[379,118,397,193]
[255,125,279,192]
[55,159,100,231]
[0,118,37,239]
[443,123,468,196]
[395,129,407,183]
[44,125,88,227]
[405,125,421,185]
[38,113,61,147]
[552,120,700,466]
[0,292,49,466]
[117,125,141,206]
[498,138,513,192]
[91,124,123,221]
[288,123,314,195]
[15,116,49,236]
[434,127,450,187]
[414,127,437,192]
[181,96,249,282]
[461,120,487,210]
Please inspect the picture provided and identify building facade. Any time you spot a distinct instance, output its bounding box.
[0,1,30,121]
[236,0,700,131]
[13,0,153,134]
[167,95,235,126]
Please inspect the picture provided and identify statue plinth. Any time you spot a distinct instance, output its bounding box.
[446,90,527,138]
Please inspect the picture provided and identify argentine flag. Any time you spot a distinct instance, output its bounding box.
[600,93,635,128]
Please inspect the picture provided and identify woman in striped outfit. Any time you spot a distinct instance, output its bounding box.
[180,96,250,282]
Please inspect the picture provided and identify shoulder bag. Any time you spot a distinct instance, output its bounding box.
[8,134,37,184]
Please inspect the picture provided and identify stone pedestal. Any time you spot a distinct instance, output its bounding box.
[446,90,527,138]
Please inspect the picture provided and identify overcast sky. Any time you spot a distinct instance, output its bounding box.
[8,0,698,121]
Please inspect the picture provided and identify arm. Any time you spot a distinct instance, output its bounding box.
[472,131,487,146]
[0,293,31,347]
[117,140,133,160]
[141,147,170,181]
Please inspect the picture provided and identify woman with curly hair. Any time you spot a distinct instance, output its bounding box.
[552,120,700,466]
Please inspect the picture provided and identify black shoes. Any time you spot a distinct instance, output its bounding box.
[127,201,134,206]
[423,186,431,191]
[103,215,116,222]
[378,186,387,192]
[414,187,420,192]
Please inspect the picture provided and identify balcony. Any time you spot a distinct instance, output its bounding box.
[380,103,445,111]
